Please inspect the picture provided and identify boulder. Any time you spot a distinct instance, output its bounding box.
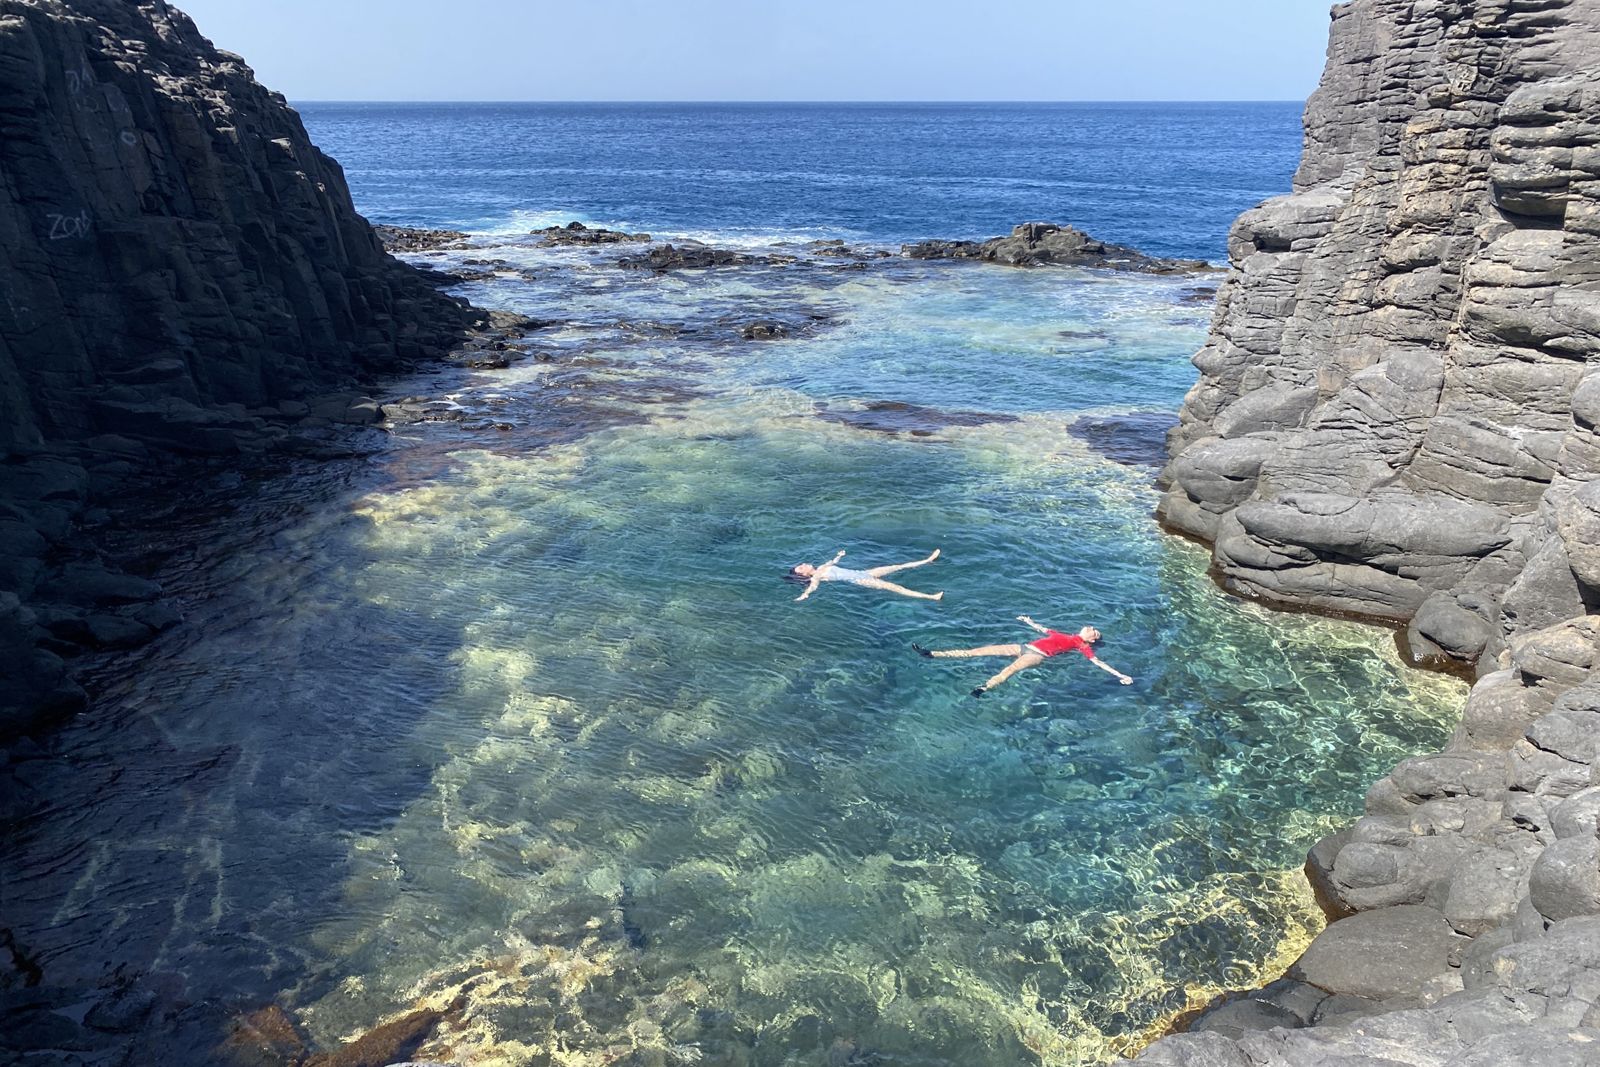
[1447,670,1555,754]
[1552,788,1600,840]
[1135,1031,1250,1066]
[1286,905,1467,999]
[1501,536,1586,634]
[1411,588,1498,666]
[1509,617,1600,690]
[1190,998,1302,1040]
[1528,835,1600,921]
[1489,915,1600,1025]
[1444,848,1531,935]
[1389,752,1507,803]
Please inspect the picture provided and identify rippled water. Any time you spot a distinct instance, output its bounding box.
[296,101,1305,260]
[6,235,1466,1066]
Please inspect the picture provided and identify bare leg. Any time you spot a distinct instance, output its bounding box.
[857,576,943,600]
[928,644,1024,658]
[980,653,1046,691]
[866,549,940,578]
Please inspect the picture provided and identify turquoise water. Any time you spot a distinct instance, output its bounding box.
[10,240,1466,1066]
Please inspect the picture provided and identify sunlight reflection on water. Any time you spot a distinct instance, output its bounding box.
[11,250,1465,1067]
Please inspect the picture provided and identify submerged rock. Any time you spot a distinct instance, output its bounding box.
[1069,412,1180,468]
[813,400,1020,437]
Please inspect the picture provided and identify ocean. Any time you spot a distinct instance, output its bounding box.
[6,104,1466,1066]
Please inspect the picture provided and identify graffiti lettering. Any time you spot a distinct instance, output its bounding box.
[47,211,91,241]
[63,64,98,113]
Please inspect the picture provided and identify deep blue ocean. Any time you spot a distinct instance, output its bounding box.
[298,102,1306,260]
[9,104,1468,1067]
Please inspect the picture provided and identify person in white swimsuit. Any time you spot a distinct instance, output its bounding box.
[789,549,943,601]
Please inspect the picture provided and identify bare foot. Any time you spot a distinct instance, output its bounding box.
[933,591,944,600]
[927,548,940,561]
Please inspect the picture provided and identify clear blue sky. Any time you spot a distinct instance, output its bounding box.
[174,1,1334,102]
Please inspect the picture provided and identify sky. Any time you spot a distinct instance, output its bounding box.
[172,1,1335,102]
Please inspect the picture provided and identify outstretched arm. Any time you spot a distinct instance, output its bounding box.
[1017,615,1051,635]
[1089,656,1133,685]
[827,550,846,565]
[795,576,822,601]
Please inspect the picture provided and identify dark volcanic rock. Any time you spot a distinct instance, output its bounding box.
[617,243,754,270]
[534,221,650,246]
[813,400,1020,437]
[372,224,470,253]
[1069,412,1180,467]
[0,0,478,454]
[904,223,1210,273]
[741,320,789,340]
[0,0,489,742]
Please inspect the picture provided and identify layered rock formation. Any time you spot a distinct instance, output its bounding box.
[1143,0,1600,1063]
[0,0,481,738]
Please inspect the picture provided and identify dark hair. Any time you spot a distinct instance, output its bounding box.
[781,568,810,585]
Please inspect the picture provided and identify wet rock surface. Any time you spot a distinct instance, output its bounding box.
[1143,1,1600,1064]
[372,224,470,253]
[905,222,1212,273]
[531,220,650,246]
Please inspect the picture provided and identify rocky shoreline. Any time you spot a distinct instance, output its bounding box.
[1139,1,1600,1064]
[12,0,1589,1064]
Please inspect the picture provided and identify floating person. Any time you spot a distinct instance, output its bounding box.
[789,549,943,602]
[914,615,1132,696]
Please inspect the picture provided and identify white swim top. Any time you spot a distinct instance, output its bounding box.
[818,564,874,584]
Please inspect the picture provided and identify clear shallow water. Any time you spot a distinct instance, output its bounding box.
[296,102,1305,260]
[5,107,1466,1067]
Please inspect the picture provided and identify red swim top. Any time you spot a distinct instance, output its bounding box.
[1029,631,1095,658]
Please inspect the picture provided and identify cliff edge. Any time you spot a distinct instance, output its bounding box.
[0,0,481,739]
[1143,1,1600,1064]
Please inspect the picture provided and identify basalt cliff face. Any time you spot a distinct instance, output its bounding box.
[1142,1,1600,1064]
[0,0,481,739]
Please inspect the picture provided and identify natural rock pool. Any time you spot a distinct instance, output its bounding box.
[4,240,1468,1065]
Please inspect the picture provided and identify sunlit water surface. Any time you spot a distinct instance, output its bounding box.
[7,239,1466,1067]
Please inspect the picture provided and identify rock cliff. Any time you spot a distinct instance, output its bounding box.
[1143,0,1600,1064]
[0,0,481,738]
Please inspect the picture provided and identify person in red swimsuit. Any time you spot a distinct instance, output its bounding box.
[913,615,1132,697]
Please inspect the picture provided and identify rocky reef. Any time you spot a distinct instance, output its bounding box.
[0,0,485,740]
[905,221,1211,272]
[1143,0,1600,1063]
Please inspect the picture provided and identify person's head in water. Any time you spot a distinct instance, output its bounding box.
[783,564,815,585]
[1078,626,1102,644]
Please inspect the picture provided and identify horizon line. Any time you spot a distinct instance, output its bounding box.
[288,98,1308,107]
